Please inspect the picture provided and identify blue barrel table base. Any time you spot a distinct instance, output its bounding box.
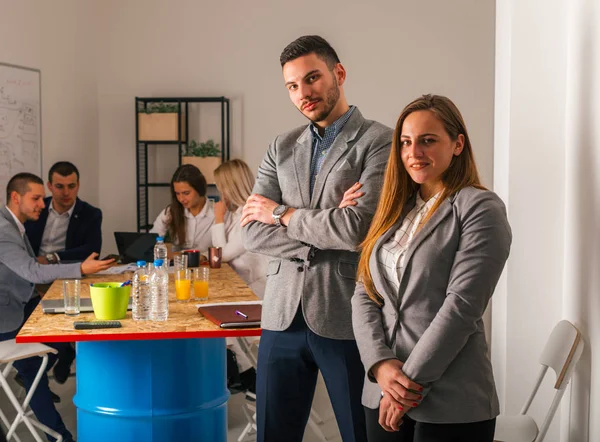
[74,338,229,442]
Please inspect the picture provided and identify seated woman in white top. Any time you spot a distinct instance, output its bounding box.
[212,159,268,298]
[150,164,215,252]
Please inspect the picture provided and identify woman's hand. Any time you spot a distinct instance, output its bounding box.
[372,359,423,408]
[379,391,406,432]
[338,182,364,208]
[214,201,227,224]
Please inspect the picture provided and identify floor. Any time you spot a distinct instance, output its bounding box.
[0,368,343,442]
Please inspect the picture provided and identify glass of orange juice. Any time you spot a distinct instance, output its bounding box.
[175,269,192,303]
[193,267,209,301]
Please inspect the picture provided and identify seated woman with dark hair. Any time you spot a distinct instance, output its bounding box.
[150,164,215,252]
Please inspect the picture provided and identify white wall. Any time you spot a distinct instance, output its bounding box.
[493,0,600,440]
[93,0,496,254]
[0,0,99,206]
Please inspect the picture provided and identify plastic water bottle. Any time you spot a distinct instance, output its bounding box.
[150,259,169,321]
[132,260,150,321]
[154,237,168,263]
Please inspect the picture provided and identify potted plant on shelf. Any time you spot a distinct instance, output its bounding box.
[181,139,221,184]
[137,103,186,141]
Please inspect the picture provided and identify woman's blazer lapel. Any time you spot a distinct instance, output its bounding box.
[368,195,416,303]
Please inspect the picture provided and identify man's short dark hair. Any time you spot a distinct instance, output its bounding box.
[48,161,80,182]
[280,35,341,69]
[6,172,44,202]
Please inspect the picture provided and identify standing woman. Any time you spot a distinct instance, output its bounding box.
[151,164,215,252]
[352,95,511,442]
[212,159,268,297]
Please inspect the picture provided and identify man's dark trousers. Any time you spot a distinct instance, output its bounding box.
[256,308,367,442]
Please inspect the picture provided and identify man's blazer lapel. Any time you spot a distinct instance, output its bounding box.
[1,207,34,257]
[292,128,313,208]
[310,110,364,209]
[65,198,82,249]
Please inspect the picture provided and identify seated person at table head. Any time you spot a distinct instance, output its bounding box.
[0,172,113,442]
[26,161,103,264]
[150,164,215,253]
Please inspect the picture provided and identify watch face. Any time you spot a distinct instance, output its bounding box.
[273,205,287,217]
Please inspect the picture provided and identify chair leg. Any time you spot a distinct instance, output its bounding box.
[307,414,329,442]
[0,355,62,442]
[0,408,22,442]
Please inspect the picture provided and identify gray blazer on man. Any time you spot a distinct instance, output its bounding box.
[0,206,81,333]
[242,108,392,339]
[352,187,512,423]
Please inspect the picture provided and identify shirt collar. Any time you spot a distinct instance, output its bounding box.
[416,190,441,210]
[5,206,26,237]
[309,105,356,141]
[49,199,76,218]
[184,199,212,219]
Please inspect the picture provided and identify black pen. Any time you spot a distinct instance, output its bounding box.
[235,310,248,319]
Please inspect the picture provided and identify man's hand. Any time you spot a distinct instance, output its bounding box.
[240,194,279,227]
[379,391,406,432]
[37,256,49,264]
[214,201,227,224]
[339,182,364,208]
[372,359,424,408]
[80,253,115,276]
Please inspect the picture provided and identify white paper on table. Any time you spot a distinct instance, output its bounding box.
[195,300,263,309]
[95,263,138,275]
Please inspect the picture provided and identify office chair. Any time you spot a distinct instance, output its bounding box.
[494,320,584,442]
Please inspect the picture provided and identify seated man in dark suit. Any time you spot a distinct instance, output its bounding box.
[26,161,102,264]
[1,173,113,442]
[25,161,103,385]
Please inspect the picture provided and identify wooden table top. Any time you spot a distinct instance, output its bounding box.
[16,264,261,343]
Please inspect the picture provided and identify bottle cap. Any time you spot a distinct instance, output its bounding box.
[136,260,146,267]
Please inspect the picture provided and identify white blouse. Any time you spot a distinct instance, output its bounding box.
[150,200,215,252]
[377,191,440,293]
[211,207,268,298]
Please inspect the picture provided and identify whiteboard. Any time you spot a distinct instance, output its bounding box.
[0,63,42,206]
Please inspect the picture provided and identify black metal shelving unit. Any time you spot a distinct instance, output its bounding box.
[135,96,230,232]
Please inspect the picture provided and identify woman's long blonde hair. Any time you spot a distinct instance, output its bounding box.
[214,159,255,211]
[357,94,485,305]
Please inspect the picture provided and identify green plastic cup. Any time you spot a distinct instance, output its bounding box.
[89,283,131,320]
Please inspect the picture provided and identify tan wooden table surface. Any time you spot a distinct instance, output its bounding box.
[16,264,261,343]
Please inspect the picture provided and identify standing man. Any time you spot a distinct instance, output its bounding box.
[241,36,392,442]
[26,161,102,264]
[0,172,113,442]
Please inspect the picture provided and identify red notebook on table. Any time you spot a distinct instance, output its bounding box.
[198,304,262,329]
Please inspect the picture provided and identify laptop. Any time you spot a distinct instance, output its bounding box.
[114,232,158,264]
[41,298,133,314]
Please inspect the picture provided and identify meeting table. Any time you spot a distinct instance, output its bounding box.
[16,264,261,442]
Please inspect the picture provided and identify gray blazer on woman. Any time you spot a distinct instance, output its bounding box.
[352,187,512,423]
[0,206,81,333]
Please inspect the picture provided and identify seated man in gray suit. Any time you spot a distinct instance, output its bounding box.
[241,35,392,442]
[0,172,113,442]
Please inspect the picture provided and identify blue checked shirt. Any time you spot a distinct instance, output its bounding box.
[309,106,356,198]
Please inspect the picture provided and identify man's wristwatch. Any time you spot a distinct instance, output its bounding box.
[46,253,58,264]
[272,205,289,227]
